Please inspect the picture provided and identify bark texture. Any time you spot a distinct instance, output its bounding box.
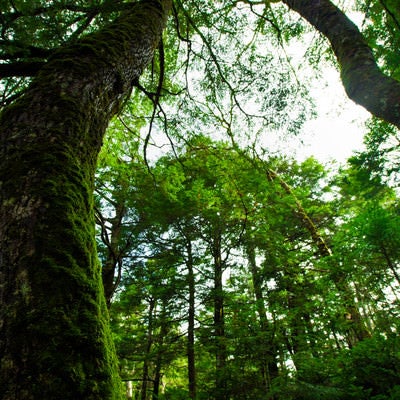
[97,202,126,307]
[246,243,279,394]
[283,0,400,128]
[0,1,171,399]
[186,244,197,400]
[212,234,228,400]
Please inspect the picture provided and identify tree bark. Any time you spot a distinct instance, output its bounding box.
[283,0,400,128]
[212,233,228,400]
[0,61,45,77]
[246,243,279,394]
[0,1,171,399]
[153,301,168,400]
[141,297,156,400]
[185,238,197,399]
[97,201,126,307]
[266,168,331,257]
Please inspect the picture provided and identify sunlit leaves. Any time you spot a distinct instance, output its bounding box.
[357,0,400,78]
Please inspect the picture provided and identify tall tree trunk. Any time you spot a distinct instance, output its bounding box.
[153,301,168,400]
[282,264,316,368]
[96,201,126,307]
[212,234,228,400]
[246,243,279,393]
[0,1,171,399]
[141,297,156,400]
[283,0,400,128]
[380,244,400,286]
[185,238,197,399]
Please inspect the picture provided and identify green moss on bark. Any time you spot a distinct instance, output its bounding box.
[0,119,124,398]
[0,1,172,399]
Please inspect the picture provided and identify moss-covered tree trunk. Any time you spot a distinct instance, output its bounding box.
[0,1,171,399]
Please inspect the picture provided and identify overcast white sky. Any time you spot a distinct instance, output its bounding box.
[296,67,369,163]
[277,6,370,165]
[258,55,370,165]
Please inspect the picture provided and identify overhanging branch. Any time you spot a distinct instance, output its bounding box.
[0,41,54,60]
[283,0,400,129]
[0,61,45,78]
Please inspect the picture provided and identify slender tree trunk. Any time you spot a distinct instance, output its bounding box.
[185,238,197,399]
[246,243,279,393]
[153,302,168,400]
[141,297,156,400]
[97,201,126,306]
[152,349,162,400]
[282,266,315,368]
[0,1,171,399]
[153,357,161,400]
[283,0,400,128]
[212,234,228,400]
[380,244,400,285]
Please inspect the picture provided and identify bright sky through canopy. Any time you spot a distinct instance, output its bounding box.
[272,5,370,164]
[296,66,369,163]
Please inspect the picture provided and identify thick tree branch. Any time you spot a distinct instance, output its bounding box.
[0,61,45,78]
[0,41,54,60]
[379,0,400,31]
[1,1,128,27]
[266,168,332,257]
[283,0,400,129]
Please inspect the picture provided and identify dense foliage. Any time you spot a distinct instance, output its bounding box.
[96,131,400,399]
[93,1,400,398]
